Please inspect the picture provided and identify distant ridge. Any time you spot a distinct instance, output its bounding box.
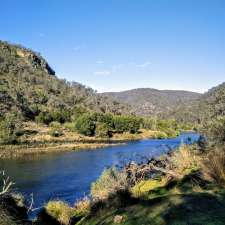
[102,88,201,116]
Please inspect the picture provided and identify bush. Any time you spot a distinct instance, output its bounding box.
[94,113,114,129]
[35,111,53,125]
[91,167,128,200]
[166,145,200,179]
[142,118,157,130]
[64,122,77,132]
[49,121,61,128]
[45,201,75,225]
[164,128,179,138]
[113,115,141,134]
[51,109,71,124]
[95,123,111,138]
[36,110,70,125]
[0,113,21,144]
[75,114,96,136]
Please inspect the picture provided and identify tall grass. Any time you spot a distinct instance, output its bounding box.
[201,148,225,186]
[91,167,128,200]
[45,200,75,225]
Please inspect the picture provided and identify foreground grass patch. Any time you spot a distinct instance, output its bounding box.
[81,190,225,225]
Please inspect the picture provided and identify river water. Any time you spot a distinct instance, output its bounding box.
[0,132,199,213]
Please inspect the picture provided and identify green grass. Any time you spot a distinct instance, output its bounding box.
[81,173,225,225]
[81,190,225,225]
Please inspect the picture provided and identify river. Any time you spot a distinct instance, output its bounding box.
[0,132,199,214]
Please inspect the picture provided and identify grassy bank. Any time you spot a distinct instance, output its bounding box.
[0,122,180,158]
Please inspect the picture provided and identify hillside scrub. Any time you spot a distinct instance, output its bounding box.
[201,116,225,145]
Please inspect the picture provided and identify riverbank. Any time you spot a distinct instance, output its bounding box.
[39,144,225,225]
[0,122,179,159]
[13,144,222,225]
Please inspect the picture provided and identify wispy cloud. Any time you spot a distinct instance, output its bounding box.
[38,33,45,38]
[111,64,124,72]
[73,46,82,51]
[94,70,111,75]
[96,60,104,64]
[136,61,151,68]
[73,44,87,51]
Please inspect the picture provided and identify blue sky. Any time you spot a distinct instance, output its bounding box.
[1,0,225,93]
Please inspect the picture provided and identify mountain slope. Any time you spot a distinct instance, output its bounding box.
[158,82,225,123]
[102,88,201,116]
[199,82,225,119]
[0,41,130,119]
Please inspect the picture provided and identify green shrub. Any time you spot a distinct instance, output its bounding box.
[142,118,157,130]
[72,106,88,121]
[0,113,21,144]
[64,122,77,132]
[36,110,70,125]
[75,114,96,136]
[94,113,114,129]
[51,109,70,123]
[113,115,141,134]
[35,111,53,125]
[164,128,180,138]
[95,123,111,138]
[49,121,61,128]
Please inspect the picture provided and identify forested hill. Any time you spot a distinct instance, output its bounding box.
[157,82,225,123]
[199,82,225,119]
[0,41,130,120]
[102,88,201,116]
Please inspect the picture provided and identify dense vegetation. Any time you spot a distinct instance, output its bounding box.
[0,41,130,120]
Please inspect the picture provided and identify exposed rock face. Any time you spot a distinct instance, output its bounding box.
[0,41,55,75]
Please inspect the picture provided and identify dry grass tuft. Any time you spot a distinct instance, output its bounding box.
[45,200,75,225]
[166,145,200,179]
[200,148,225,186]
[74,197,90,216]
[91,167,128,200]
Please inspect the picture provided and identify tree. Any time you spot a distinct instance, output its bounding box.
[35,111,53,125]
[75,114,96,136]
[202,116,225,144]
[113,115,141,134]
[95,123,112,138]
[0,113,21,144]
